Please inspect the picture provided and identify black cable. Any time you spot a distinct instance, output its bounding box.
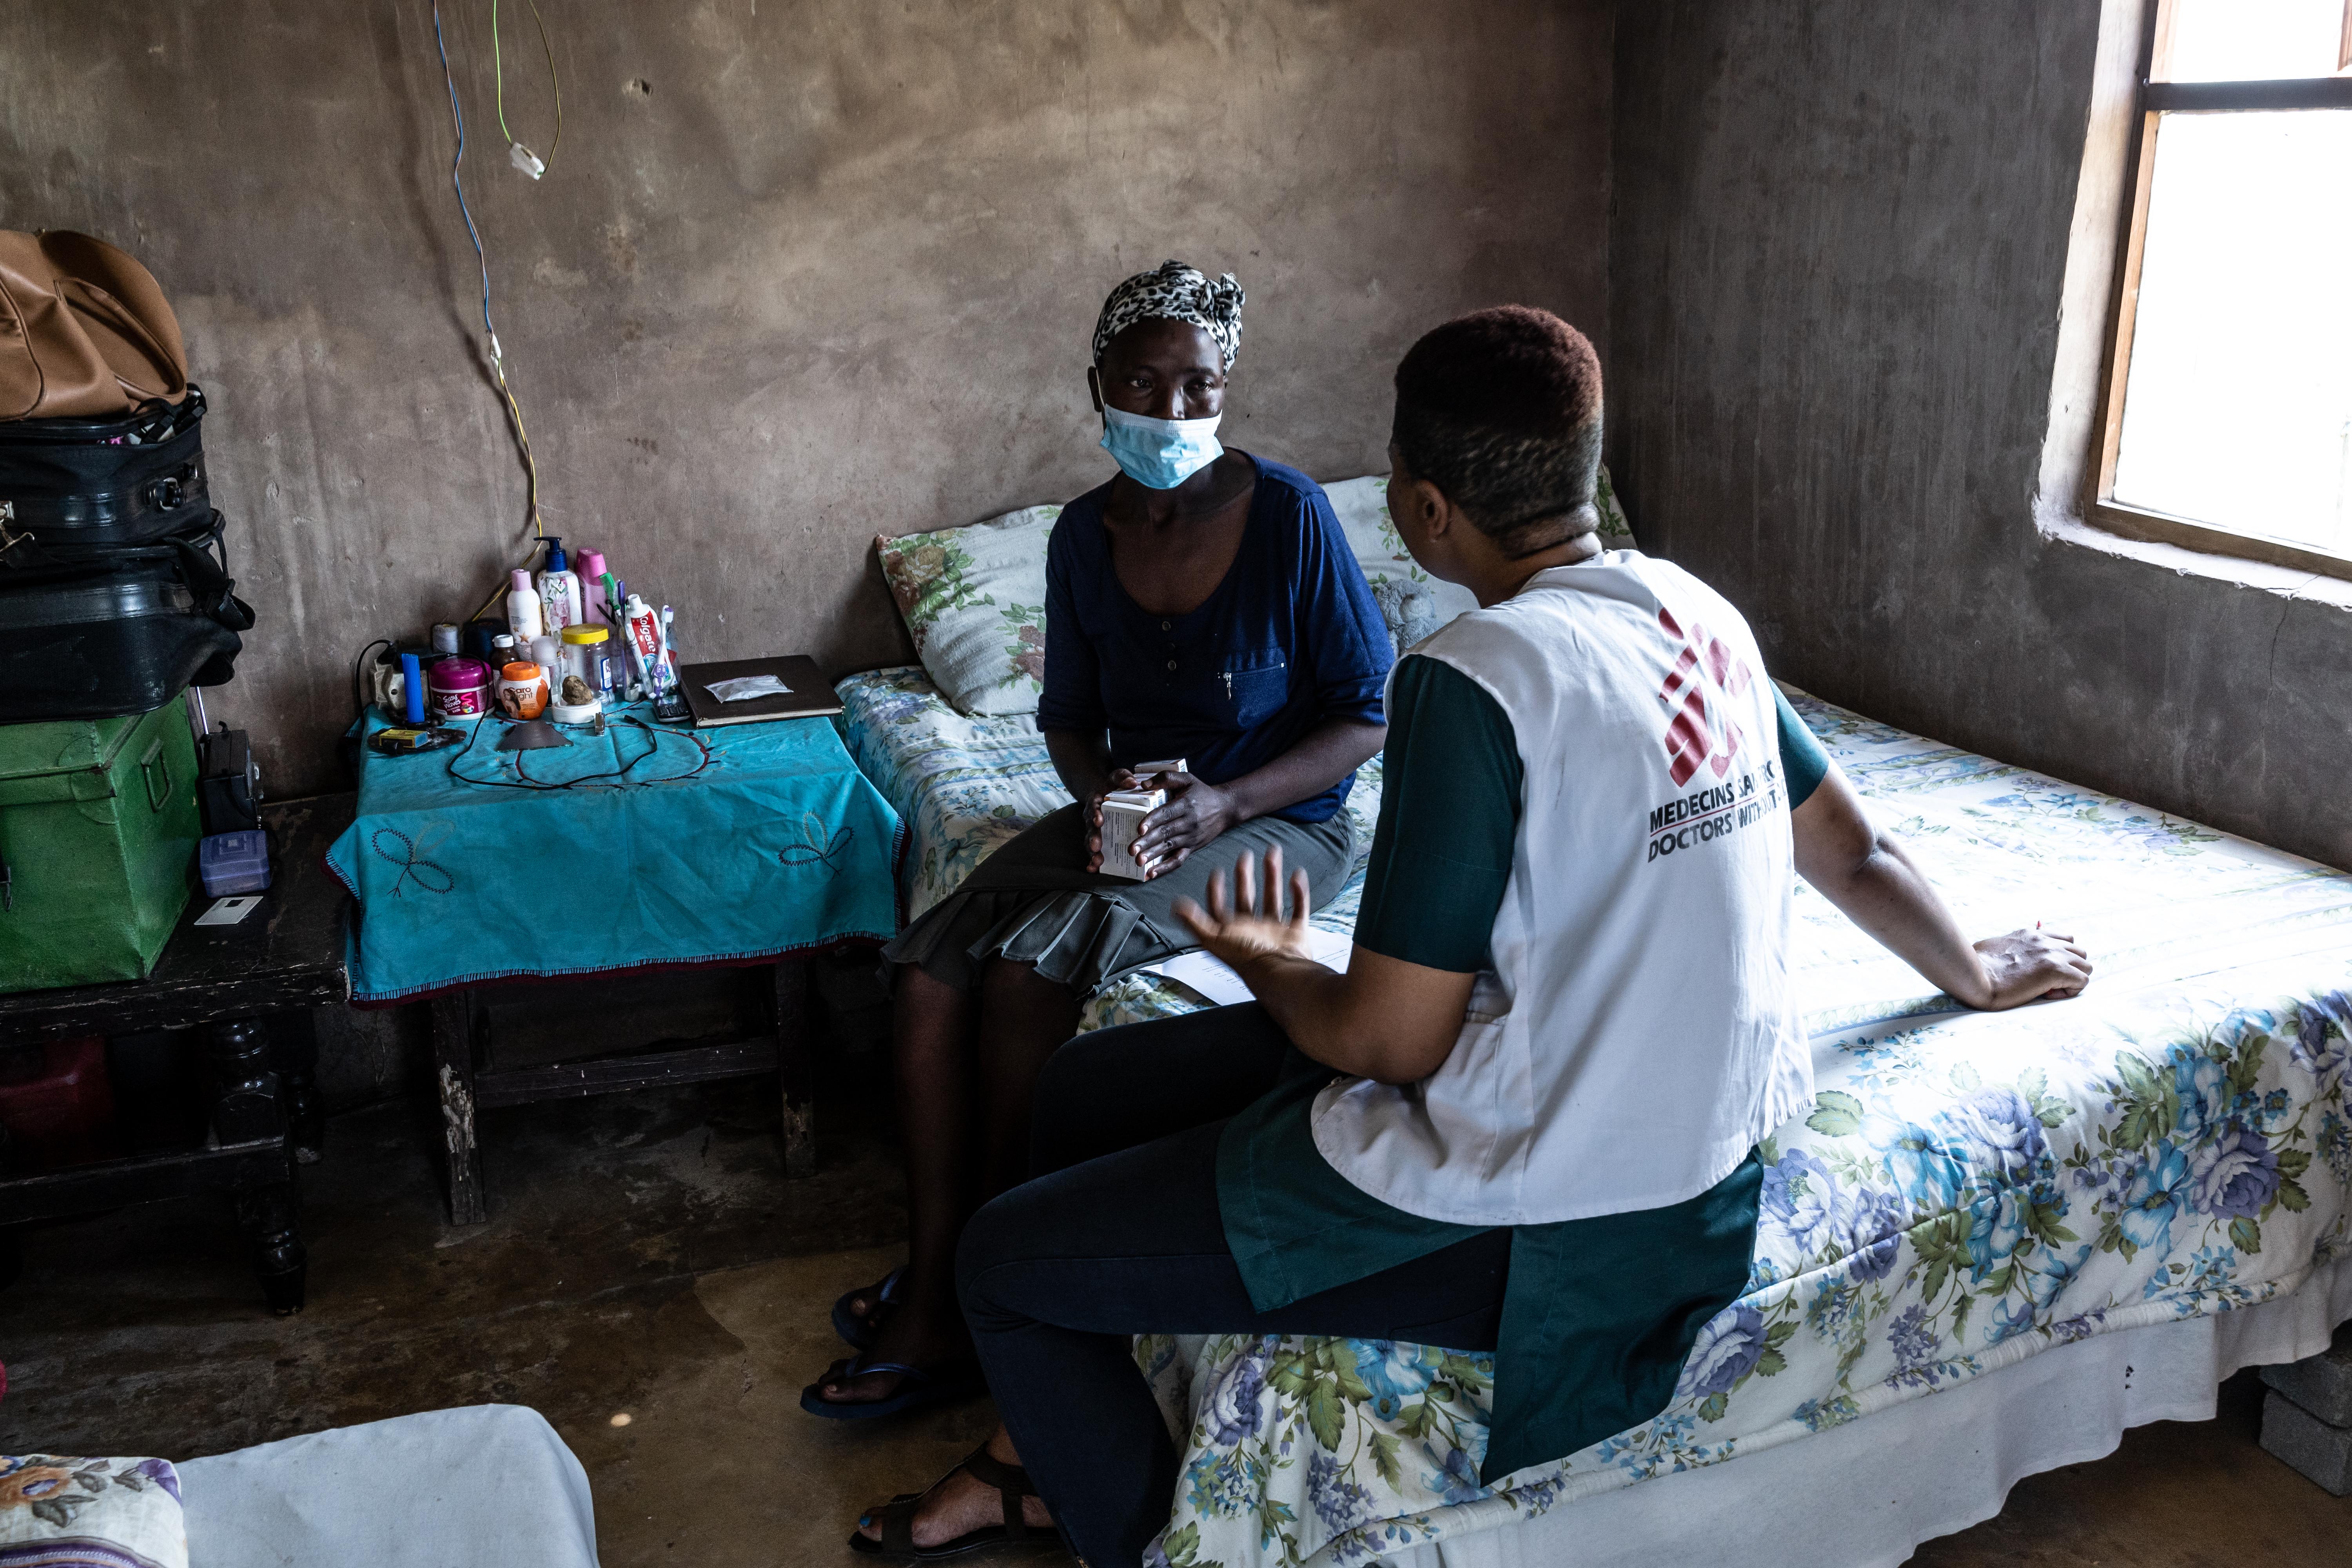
[441,709,717,792]
[352,638,392,724]
[617,715,718,784]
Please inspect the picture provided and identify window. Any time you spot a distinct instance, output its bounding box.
[2091,0,2352,575]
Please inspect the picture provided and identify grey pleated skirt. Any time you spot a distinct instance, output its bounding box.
[884,804,1356,996]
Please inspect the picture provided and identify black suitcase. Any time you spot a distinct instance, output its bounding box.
[0,384,254,721]
[0,541,247,721]
[0,386,211,569]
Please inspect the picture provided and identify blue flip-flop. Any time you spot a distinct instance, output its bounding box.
[831,1267,905,1351]
[801,1355,986,1422]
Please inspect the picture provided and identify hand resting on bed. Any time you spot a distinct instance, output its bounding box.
[1791,762,2092,1010]
[1176,760,2096,1090]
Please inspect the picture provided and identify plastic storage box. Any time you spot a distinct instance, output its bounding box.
[0,696,200,993]
[199,829,271,895]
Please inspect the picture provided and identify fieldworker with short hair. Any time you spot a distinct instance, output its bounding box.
[850,307,2092,1564]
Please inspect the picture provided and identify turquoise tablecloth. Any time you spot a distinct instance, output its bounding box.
[327,704,901,1002]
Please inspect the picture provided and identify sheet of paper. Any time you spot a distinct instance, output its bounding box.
[1141,925,1352,1005]
[705,674,793,702]
[196,895,263,926]
[1148,949,1256,1006]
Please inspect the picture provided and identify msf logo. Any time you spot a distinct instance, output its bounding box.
[1657,608,1753,786]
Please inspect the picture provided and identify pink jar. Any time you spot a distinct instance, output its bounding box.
[428,657,492,720]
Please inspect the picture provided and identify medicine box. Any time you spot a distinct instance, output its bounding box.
[1098,788,1164,881]
[200,829,272,896]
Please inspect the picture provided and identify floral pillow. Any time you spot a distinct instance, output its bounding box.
[1595,465,1638,546]
[876,505,1058,717]
[0,1455,186,1568]
[1323,468,1641,654]
[1321,476,1481,653]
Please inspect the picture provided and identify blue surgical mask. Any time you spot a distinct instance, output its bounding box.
[1100,404,1224,490]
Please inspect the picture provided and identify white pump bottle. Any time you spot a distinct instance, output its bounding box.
[506,568,545,644]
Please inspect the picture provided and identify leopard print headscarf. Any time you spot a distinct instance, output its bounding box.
[1091,260,1246,370]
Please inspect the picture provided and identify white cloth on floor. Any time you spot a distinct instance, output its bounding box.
[179,1404,597,1568]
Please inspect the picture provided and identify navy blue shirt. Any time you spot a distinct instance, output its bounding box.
[1037,457,1392,824]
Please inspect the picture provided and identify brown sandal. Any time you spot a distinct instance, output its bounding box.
[847,1443,1052,1559]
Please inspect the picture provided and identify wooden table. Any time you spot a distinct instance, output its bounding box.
[0,793,350,1313]
[330,706,898,1227]
[429,955,815,1226]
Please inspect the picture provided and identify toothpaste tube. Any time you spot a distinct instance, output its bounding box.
[622,594,669,692]
[651,604,690,721]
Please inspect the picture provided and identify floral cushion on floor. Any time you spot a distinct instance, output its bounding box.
[0,1456,185,1568]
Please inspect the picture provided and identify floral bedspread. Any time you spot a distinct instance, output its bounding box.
[837,671,2352,1568]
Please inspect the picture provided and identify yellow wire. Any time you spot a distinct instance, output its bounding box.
[469,0,566,624]
[466,348,552,624]
[493,0,563,166]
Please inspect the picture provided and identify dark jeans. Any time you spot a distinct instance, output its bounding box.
[956,1004,1512,1567]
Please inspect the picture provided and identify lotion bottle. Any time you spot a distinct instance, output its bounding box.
[506,568,545,644]
[535,537,583,633]
[579,550,609,627]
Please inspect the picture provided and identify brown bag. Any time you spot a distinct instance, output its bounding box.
[0,230,189,421]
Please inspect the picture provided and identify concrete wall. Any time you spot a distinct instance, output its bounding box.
[1610,0,2352,869]
[1,0,1612,798]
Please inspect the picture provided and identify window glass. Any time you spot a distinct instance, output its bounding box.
[2161,0,2347,82]
[2110,110,2352,551]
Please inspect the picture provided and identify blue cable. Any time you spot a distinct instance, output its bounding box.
[432,2,495,340]
[432,0,549,560]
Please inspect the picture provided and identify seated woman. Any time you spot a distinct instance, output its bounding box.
[804,261,1394,1417]
[848,308,2095,1558]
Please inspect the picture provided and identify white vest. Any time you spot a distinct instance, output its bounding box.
[1312,554,1812,1225]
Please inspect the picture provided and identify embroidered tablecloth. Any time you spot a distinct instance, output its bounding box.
[327,703,900,1002]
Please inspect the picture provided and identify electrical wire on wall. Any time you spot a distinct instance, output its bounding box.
[429,0,561,620]
[494,0,563,179]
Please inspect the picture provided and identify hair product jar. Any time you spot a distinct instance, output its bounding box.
[428,657,494,721]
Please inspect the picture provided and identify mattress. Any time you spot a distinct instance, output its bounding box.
[1403,1252,2352,1568]
[836,666,2352,1568]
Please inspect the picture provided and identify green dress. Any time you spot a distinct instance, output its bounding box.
[1213,657,1829,1481]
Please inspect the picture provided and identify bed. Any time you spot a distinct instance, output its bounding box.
[844,475,2352,1566]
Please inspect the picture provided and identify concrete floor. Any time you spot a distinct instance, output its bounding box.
[1,1065,2348,1567]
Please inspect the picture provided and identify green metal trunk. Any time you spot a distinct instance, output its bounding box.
[0,697,200,993]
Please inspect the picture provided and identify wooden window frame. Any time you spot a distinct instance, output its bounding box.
[2084,0,2352,579]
